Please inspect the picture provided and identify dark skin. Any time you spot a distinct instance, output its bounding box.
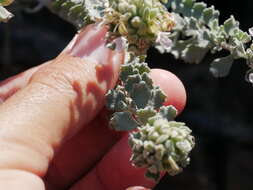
[0,25,186,190]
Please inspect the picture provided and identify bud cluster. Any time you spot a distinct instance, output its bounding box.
[105,0,175,54]
[129,118,195,180]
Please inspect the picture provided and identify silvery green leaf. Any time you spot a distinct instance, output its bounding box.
[150,87,166,109]
[202,6,219,26]
[158,106,177,121]
[135,62,150,74]
[125,74,142,92]
[171,13,186,31]
[210,55,234,77]
[145,171,160,181]
[136,107,156,124]
[84,0,108,20]
[179,0,195,17]
[51,0,90,28]
[234,30,251,43]
[169,40,189,59]
[130,81,151,109]
[120,61,150,82]
[249,27,253,37]
[181,44,209,63]
[106,88,129,111]
[223,16,238,36]
[209,19,219,31]
[231,39,247,59]
[110,111,139,131]
[191,2,206,19]
[155,32,173,53]
[120,64,136,82]
[188,17,199,31]
[141,72,153,88]
[165,0,251,80]
[0,6,13,22]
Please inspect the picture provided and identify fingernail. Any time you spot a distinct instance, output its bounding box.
[64,24,125,66]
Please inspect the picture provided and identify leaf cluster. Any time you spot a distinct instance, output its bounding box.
[163,0,253,78]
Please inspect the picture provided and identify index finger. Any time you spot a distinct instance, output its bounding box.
[0,24,124,189]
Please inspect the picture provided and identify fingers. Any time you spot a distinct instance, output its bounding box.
[0,24,125,181]
[150,69,186,113]
[70,135,156,190]
[0,170,45,190]
[0,66,186,114]
[0,64,46,102]
[62,70,186,190]
[44,109,126,190]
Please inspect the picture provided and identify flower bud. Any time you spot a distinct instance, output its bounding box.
[119,22,128,35]
[131,16,142,28]
[118,2,129,13]
[128,4,137,15]
[129,119,195,181]
[104,0,175,55]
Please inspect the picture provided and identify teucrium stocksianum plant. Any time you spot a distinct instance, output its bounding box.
[164,0,253,79]
[106,58,195,180]
[5,0,253,181]
[50,0,195,181]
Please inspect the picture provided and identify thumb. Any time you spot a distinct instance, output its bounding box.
[0,23,124,185]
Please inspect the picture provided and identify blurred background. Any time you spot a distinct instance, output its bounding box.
[0,0,253,189]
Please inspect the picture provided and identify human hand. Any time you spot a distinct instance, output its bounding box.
[0,24,186,190]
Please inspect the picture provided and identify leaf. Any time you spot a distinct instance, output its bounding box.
[125,74,142,92]
[151,87,167,109]
[180,0,195,17]
[135,63,150,75]
[84,0,108,20]
[120,61,149,82]
[110,112,139,131]
[159,106,177,121]
[120,64,135,82]
[210,55,234,77]
[181,44,209,64]
[224,16,238,36]
[192,2,206,19]
[202,6,219,26]
[106,88,129,111]
[0,6,13,22]
[141,72,153,88]
[136,107,156,125]
[130,81,151,109]
[51,0,90,28]
[234,30,251,43]
[145,171,160,182]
